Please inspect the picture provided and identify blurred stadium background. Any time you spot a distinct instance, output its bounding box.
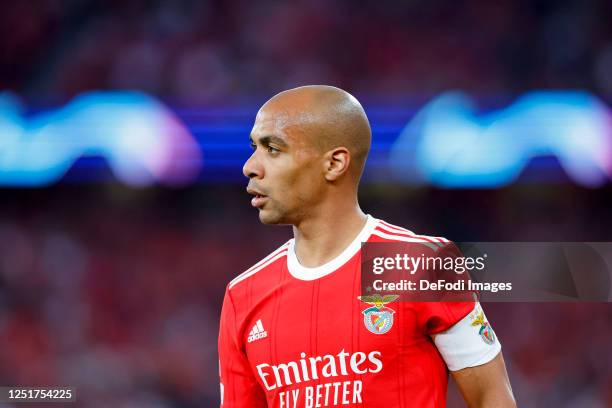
[1,0,611,407]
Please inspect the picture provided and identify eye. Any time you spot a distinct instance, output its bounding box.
[266,145,280,154]
[249,141,257,151]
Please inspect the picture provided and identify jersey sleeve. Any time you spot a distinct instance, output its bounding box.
[414,240,502,371]
[413,239,477,334]
[417,299,475,335]
[425,302,502,371]
[218,288,267,407]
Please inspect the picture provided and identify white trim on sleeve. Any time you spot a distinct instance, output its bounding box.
[432,303,501,371]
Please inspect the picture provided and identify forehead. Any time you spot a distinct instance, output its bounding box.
[251,107,290,135]
[250,105,312,148]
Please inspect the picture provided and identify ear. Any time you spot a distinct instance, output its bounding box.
[324,147,351,181]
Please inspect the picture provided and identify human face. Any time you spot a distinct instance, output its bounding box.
[243,108,325,225]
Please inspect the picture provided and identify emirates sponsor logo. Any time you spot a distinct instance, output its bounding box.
[255,349,382,391]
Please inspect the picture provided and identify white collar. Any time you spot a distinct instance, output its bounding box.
[287,214,378,281]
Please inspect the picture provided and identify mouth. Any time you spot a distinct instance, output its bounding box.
[251,194,268,208]
[247,187,269,209]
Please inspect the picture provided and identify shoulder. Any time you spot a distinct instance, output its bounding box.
[227,239,291,290]
[370,218,450,249]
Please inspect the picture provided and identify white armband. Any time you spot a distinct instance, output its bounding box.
[432,303,501,371]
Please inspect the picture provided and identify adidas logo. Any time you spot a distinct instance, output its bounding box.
[247,319,268,343]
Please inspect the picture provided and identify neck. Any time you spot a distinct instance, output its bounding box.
[291,201,368,268]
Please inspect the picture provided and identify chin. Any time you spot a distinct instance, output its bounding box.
[258,210,286,225]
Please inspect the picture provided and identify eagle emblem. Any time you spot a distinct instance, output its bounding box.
[471,309,496,345]
[358,294,399,335]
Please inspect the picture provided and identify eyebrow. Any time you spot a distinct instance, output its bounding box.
[250,135,288,148]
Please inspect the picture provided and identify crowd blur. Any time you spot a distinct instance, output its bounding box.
[0,186,610,407]
[1,0,612,102]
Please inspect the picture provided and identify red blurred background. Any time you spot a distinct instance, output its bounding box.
[1,0,611,407]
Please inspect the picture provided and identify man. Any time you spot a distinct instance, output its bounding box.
[218,85,516,407]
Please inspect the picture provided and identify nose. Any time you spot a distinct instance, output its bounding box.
[243,151,263,179]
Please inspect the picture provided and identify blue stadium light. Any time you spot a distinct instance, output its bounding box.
[0,91,610,187]
[0,92,202,187]
[389,91,612,187]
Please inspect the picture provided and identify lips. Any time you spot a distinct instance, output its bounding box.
[251,195,268,208]
[247,187,268,208]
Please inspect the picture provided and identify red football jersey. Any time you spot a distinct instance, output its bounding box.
[219,216,499,407]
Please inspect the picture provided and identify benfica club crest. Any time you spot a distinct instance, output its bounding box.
[358,294,399,335]
[470,309,496,345]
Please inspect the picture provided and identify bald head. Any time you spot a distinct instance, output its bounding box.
[258,85,372,179]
